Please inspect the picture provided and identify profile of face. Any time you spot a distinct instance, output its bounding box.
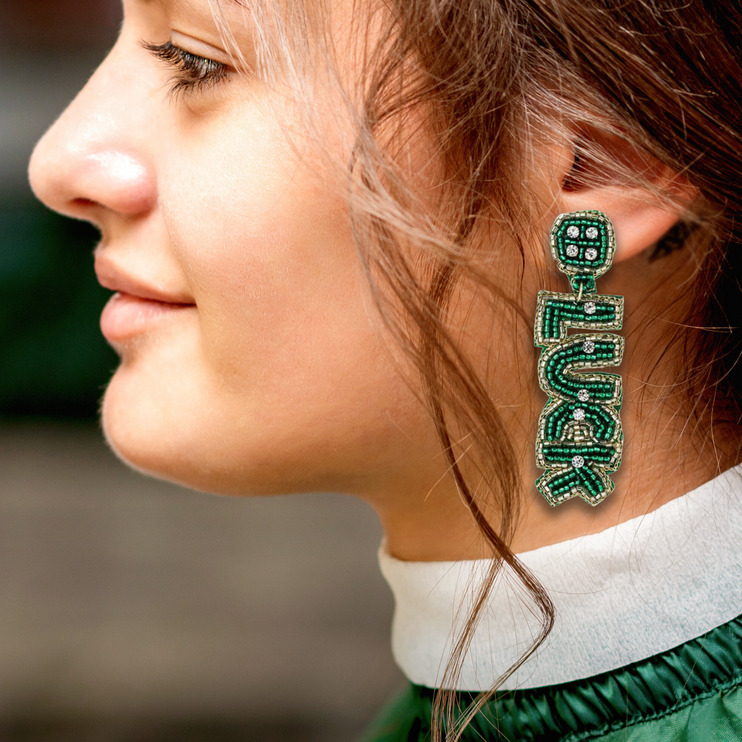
[29,0,445,502]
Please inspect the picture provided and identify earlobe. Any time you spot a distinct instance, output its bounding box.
[560,185,690,262]
[557,134,698,262]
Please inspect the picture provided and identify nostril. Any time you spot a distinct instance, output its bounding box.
[74,198,98,208]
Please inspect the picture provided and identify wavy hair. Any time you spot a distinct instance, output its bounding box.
[215,0,742,738]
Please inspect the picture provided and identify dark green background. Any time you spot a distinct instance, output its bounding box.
[0,198,117,419]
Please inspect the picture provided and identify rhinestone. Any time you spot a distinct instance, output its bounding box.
[577,389,590,402]
[586,226,599,239]
[566,244,578,257]
[583,340,596,353]
[572,455,585,469]
[573,407,586,421]
[585,248,598,260]
[584,302,596,315]
[567,225,580,238]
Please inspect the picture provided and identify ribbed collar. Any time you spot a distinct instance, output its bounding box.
[379,465,742,691]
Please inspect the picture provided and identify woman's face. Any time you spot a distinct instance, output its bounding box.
[29,0,443,500]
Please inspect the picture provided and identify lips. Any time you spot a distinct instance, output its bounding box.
[95,256,195,343]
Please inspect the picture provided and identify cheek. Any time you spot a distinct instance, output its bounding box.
[162,101,365,399]
[109,98,435,495]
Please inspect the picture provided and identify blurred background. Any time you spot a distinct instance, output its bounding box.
[0,3,403,740]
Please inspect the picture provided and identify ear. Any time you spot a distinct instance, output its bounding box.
[557,132,698,262]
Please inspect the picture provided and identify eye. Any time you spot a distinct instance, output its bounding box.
[143,41,230,98]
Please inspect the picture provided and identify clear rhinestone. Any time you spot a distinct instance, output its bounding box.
[577,389,590,402]
[567,225,580,238]
[583,340,596,353]
[585,248,598,260]
[584,302,596,315]
[586,226,599,239]
[566,244,578,257]
[572,455,585,469]
[573,408,586,421]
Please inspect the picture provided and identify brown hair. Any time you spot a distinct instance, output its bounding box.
[223,0,742,738]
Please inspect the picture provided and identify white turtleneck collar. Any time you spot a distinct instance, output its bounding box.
[379,465,742,691]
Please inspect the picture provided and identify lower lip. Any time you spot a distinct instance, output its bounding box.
[100,292,194,342]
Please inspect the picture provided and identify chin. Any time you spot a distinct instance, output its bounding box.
[99,368,347,499]
[101,386,204,492]
[97,338,240,494]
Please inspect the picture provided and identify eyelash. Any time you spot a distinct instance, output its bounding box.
[143,41,229,97]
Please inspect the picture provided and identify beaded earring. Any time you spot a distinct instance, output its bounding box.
[534,211,624,506]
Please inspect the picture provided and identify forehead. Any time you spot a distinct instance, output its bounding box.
[132,0,262,39]
[137,0,245,13]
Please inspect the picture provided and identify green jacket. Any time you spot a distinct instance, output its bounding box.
[361,614,742,741]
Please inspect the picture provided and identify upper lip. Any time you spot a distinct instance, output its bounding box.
[94,255,195,305]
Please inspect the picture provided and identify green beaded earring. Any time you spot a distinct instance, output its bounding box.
[534,211,624,506]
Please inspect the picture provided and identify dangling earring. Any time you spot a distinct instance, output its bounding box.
[534,211,624,506]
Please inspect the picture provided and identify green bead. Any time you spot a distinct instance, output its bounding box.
[535,293,623,345]
[551,211,616,287]
[535,211,624,507]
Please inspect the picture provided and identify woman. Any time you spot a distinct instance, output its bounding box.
[29,0,742,739]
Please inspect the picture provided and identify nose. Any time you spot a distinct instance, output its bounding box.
[29,34,158,228]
